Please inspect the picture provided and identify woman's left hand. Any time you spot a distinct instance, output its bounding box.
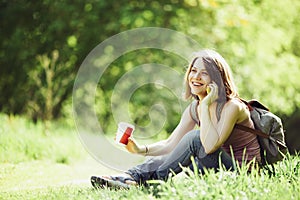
[126,137,142,154]
[203,82,219,105]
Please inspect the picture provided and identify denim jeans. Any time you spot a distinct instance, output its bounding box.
[126,130,234,185]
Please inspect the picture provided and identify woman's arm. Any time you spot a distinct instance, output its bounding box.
[200,98,248,154]
[200,101,237,153]
[126,104,196,156]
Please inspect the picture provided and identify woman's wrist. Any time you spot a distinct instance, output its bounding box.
[136,145,149,156]
[144,145,149,156]
[140,145,149,156]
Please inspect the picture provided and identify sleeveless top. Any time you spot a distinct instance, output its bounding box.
[190,100,261,165]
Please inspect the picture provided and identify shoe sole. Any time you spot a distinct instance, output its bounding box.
[90,176,130,189]
[91,176,107,189]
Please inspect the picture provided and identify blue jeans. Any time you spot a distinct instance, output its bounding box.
[126,130,234,185]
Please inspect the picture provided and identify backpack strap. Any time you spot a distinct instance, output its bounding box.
[236,98,268,138]
[235,123,287,148]
[236,98,287,148]
[235,124,269,139]
[189,100,200,126]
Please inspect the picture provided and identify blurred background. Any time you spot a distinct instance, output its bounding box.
[1,0,299,155]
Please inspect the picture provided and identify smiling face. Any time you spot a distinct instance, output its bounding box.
[183,49,238,101]
[188,58,211,99]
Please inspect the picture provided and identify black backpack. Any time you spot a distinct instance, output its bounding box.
[189,99,288,165]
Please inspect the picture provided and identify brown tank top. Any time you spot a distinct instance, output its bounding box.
[189,100,261,165]
[222,118,261,165]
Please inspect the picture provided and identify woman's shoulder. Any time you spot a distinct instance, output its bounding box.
[225,98,248,112]
[225,98,250,122]
[226,98,245,106]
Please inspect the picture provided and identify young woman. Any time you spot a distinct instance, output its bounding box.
[91,49,261,189]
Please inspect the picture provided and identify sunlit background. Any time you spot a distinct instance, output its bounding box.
[0,0,299,194]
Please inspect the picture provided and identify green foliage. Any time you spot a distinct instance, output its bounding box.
[0,114,83,164]
[1,0,300,135]
[27,50,75,121]
[95,49,187,136]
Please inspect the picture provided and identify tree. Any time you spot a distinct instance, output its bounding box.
[0,0,299,145]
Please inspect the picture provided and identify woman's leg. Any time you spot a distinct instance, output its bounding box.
[127,130,234,184]
[126,155,168,185]
[153,130,234,180]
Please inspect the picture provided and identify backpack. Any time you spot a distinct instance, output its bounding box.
[189,99,288,165]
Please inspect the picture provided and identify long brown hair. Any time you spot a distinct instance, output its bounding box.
[183,49,239,120]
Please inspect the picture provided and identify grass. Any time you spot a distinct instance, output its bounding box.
[0,113,299,199]
[1,156,299,200]
[0,114,83,164]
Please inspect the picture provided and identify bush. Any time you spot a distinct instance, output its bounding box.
[0,114,84,164]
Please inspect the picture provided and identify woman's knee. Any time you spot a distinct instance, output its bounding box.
[180,130,204,154]
[183,130,200,141]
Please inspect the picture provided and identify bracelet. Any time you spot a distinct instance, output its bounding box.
[145,145,149,156]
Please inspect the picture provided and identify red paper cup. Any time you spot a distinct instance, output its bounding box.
[116,122,135,145]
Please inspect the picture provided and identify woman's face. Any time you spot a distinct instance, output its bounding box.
[188,58,211,98]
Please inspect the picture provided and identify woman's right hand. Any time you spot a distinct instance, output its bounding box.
[125,137,143,154]
[203,82,218,106]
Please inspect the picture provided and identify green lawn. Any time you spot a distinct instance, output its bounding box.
[1,155,299,200]
[0,114,299,200]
